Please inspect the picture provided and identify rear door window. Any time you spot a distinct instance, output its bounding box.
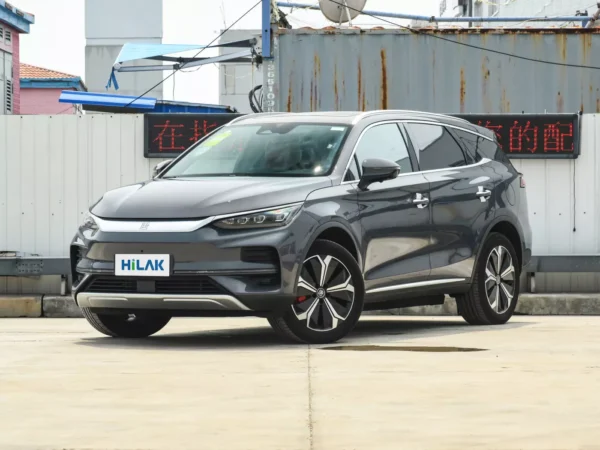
[405,123,467,171]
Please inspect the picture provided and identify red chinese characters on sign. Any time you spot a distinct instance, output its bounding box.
[152,119,220,153]
[477,120,504,148]
[543,122,574,153]
[153,120,186,152]
[509,120,538,153]
[189,120,218,143]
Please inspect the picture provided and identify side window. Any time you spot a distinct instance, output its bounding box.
[452,129,482,164]
[344,157,360,182]
[477,138,504,161]
[406,123,466,171]
[354,123,413,174]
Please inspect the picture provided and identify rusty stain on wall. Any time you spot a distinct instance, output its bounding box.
[557,34,568,62]
[380,49,388,110]
[557,91,564,112]
[501,89,510,113]
[287,75,293,112]
[357,58,362,111]
[596,98,600,113]
[460,68,466,113]
[334,64,339,110]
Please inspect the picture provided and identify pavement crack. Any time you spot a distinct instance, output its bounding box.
[307,344,314,450]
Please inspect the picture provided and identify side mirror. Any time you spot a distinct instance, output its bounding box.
[358,158,400,191]
[152,160,172,178]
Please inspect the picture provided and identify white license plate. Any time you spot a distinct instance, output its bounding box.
[115,254,170,277]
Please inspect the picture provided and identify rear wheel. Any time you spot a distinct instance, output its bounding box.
[268,239,364,344]
[81,308,171,338]
[456,232,520,325]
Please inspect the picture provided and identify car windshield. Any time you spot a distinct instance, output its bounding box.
[161,122,350,178]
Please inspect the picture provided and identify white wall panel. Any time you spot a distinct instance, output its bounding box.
[0,114,168,294]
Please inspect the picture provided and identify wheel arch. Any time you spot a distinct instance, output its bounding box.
[301,220,363,270]
[473,216,524,279]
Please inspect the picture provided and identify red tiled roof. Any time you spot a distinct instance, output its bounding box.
[20,63,79,79]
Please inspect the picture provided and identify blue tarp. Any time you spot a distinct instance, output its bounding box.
[59,91,157,109]
[58,91,237,114]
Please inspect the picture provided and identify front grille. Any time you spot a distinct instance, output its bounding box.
[85,276,225,295]
[241,247,279,266]
[155,276,224,294]
[87,278,137,293]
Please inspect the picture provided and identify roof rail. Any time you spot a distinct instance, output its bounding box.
[227,112,289,125]
[354,109,472,125]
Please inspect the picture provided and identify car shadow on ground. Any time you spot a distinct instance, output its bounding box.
[75,316,533,351]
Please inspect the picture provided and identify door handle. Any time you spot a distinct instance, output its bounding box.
[476,186,492,202]
[413,193,429,209]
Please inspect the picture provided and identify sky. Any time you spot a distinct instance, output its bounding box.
[14,0,438,104]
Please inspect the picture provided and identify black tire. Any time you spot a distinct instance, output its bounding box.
[81,308,171,338]
[268,239,364,344]
[456,232,520,325]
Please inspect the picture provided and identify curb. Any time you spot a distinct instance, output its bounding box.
[1,294,600,318]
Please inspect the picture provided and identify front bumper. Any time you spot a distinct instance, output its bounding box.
[71,213,318,314]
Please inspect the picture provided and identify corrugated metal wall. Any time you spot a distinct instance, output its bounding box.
[1,113,600,293]
[0,114,168,294]
[271,29,600,114]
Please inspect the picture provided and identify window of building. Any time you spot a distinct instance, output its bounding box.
[0,50,13,114]
[406,123,466,171]
[5,30,11,45]
[0,26,4,41]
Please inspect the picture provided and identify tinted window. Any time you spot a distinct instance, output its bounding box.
[354,123,413,174]
[344,157,360,182]
[452,129,481,164]
[406,123,466,171]
[477,139,504,161]
[162,123,349,178]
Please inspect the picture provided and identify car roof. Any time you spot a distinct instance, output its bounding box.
[229,110,494,139]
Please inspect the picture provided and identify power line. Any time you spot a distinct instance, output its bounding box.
[322,0,600,70]
[124,0,262,108]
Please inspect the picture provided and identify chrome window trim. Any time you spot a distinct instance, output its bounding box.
[340,119,493,185]
[90,201,305,233]
[366,278,466,294]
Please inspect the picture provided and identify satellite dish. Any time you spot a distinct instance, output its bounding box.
[319,0,367,25]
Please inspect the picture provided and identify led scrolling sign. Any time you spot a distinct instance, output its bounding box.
[454,113,581,159]
[144,113,581,159]
[144,113,242,158]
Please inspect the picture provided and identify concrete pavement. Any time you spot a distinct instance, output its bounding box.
[1,316,600,449]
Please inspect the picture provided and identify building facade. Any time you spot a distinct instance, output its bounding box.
[218,29,262,114]
[0,0,34,114]
[20,63,86,115]
[85,0,163,99]
[440,0,594,25]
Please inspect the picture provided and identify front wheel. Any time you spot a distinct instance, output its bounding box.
[268,239,364,344]
[456,232,520,325]
[81,308,171,338]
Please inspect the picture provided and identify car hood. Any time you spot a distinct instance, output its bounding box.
[91,177,333,220]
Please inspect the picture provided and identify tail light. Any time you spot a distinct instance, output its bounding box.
[519,173,526,188]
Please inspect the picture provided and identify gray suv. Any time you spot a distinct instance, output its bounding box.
[71,110,532,344]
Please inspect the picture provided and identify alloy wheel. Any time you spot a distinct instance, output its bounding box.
[485,245,515,314]
[293,254,355,332]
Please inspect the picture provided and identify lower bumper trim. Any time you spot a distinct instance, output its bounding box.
[76,292,250,311]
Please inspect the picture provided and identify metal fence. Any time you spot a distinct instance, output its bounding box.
[0,114,167,294]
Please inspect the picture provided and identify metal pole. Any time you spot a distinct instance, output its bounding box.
[467,0,473,27]
[276,1,590,23]
[262,0,272,59]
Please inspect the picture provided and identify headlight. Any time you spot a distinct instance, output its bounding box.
[214,204,302,229]
[81,212,98,231]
